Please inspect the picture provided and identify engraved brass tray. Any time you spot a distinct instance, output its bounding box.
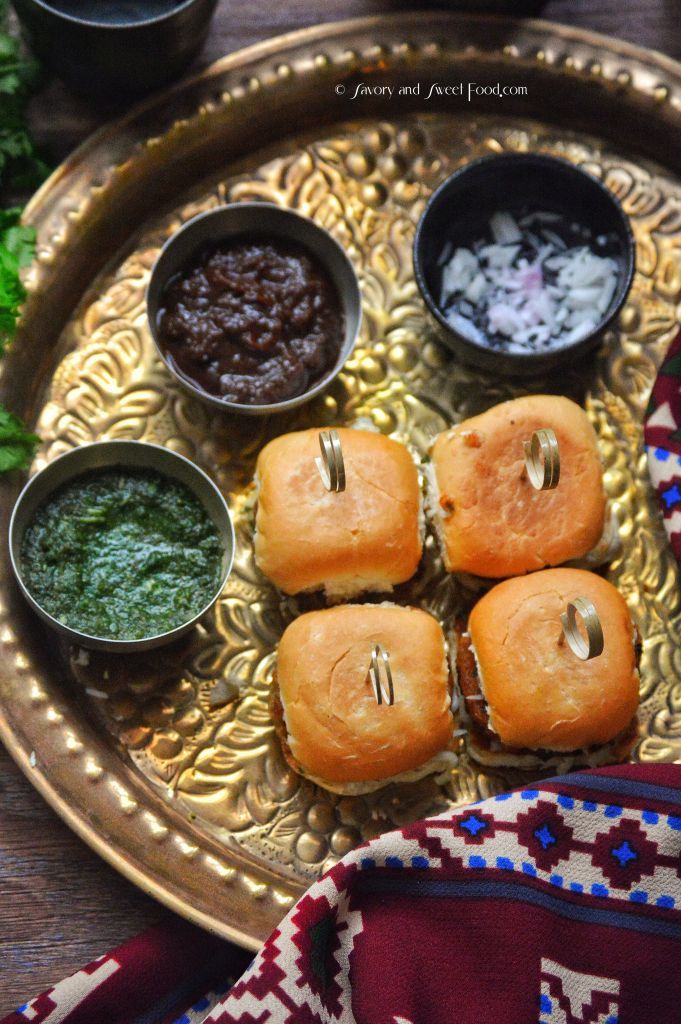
[2,13,681,949]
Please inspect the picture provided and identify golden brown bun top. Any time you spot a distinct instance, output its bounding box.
[276,604,453,782]
[254,427,422,595]
[430,395,606,577]
[468,568,639,752]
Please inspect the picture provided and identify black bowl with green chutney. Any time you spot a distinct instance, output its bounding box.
[9,441,234,652]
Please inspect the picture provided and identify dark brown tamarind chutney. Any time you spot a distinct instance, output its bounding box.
[156,235,345,405]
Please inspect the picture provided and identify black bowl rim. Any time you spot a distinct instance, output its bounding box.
[22,0,203,30]
[412,151,636,368]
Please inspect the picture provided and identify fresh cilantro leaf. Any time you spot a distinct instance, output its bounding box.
[0,3,42,470]
[0,405,39,471]
[3,221,36,266]
[0,7,43,195]
[0,209,33,354]
[0,208,20,228]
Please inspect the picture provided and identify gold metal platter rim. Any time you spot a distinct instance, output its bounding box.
[2,13,681,949]
[19,10,681,255]
[19,8,681,232]
[0,735,267,949]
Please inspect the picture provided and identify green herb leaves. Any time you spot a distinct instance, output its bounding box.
[0,210,38,470]
[0,404,39,472]
[0,3,42,472]
[0,206,36,264]
[0,4,45,194]
[0,206,38,470]
[0,207,35,354]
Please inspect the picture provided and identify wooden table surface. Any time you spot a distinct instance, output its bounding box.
[2,0,680,1012]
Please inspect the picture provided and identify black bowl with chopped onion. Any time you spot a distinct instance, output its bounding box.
[413,153,635,376]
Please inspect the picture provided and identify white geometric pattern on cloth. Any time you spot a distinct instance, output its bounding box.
[647,441,681,490]
[646,400,676,432]
[539,958,620,1024]
[19,956,120,1024]
[205,872,365,1024]
[420,791,679,908]
[646,443,681,541]
[179,989,238,1024]
[207,787,679,1023]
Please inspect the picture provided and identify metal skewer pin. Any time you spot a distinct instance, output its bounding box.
[523,428,560,491]
[368,643,395,706]
[560,597,604,661]
[315,429,346,493]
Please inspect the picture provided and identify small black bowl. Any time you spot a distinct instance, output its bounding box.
[413,153,635,377]
[12,0,218,100]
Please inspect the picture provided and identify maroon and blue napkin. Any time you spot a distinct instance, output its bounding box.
[5,764,681,1024]
[645,328,681,560]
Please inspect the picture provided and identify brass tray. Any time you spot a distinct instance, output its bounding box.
[2,13,681,950]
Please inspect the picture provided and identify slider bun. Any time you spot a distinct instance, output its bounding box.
[255,428,422,597]
[276,604,453,784]
[429,394,606,577]
[469,568,639,752]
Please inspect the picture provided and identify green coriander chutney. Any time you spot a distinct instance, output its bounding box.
[20,467,224,641]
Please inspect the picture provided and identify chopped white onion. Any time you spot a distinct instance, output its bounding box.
[440,247,478,305]
[437,209,620,354]
[436,239,454,267]
[519,211,562,227]
[490,211,522,245]
[541,229,567,250]
[465,272,487,304]
[479,243,520,269]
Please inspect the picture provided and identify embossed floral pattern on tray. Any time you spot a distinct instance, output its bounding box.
[4,13,681,947]
[30,113,681,884]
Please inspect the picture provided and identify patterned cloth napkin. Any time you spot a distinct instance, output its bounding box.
[645,327,681,559]
[5,763,681,1024]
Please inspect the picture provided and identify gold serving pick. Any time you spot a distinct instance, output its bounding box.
[368,643,395,706]
[560,597,604,661]
[315,429,346,492]
[523,428,560,491]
